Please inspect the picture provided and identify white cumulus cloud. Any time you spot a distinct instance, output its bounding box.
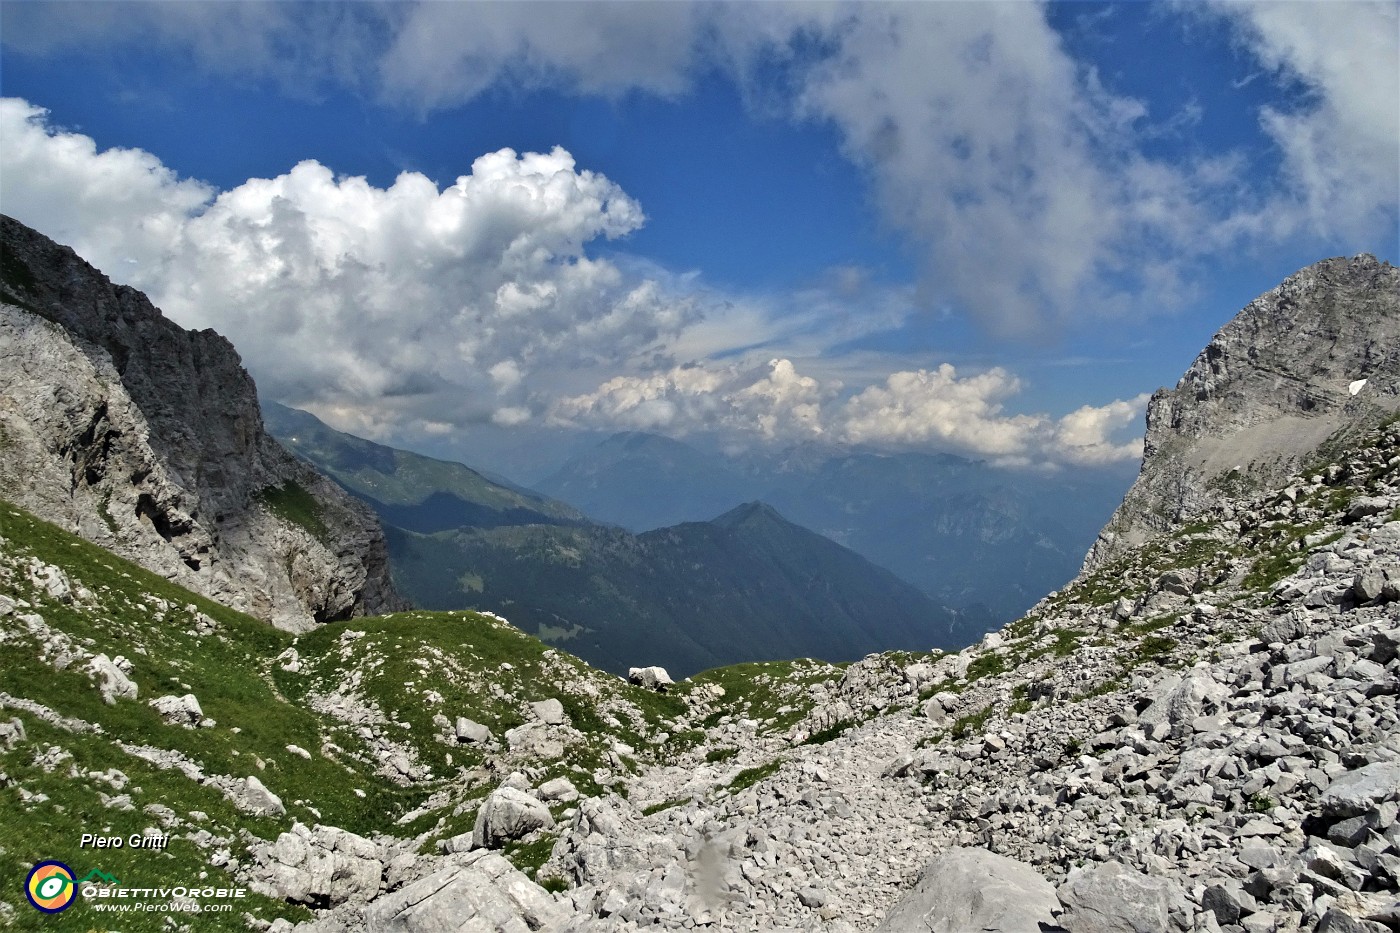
[5,3,1391,336]
[555,357,1147,467]
[549,358,837,443]
[839,366,1041,457]
[0,99,695,432]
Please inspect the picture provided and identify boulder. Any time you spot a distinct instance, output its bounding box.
[363,850,567,932]
[240,775,287,817]
[1057,860,1189,933]
[472,787,555,849]
[150,693,203,727]
[1320,762,1400,817]
[538,777,580,803]
[454,717,492,744]
[530,698,568,726]
[628,666,674,692]
[1345,496,1390,522]
[1138,669,1227,731]
[873,847,1061,932]
[88,653,138,705]
[0,717,26,749]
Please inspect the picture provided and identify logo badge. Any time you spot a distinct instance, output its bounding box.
[25,861,77,913]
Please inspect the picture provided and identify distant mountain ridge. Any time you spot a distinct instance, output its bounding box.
[536,431,1131,620]
[264,401,588,533]
[389,499,980,677]
[267,406,979,676]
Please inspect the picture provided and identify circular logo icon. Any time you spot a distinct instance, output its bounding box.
[25,861,76,913]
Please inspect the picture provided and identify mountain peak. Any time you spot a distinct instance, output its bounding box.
[1087,252,1399,567]
[710,500,788,529]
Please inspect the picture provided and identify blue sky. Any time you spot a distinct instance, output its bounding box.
[1,2,1395,478]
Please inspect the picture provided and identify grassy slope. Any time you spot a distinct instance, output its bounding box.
[263,402,585,532]
[388,505,966,679]
[0,500,696,929]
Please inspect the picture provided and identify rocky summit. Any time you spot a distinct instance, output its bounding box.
[1,251,1398,933]
[0,215,400,629]
[1089,254,1399,569]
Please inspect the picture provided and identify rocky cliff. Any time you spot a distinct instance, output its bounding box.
[1088,254,1399,569]
[0,214,400,628]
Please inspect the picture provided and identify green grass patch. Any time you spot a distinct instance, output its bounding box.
[642,796,690,816]
[801,720,853,745]
[727,758,785,794]
[539,875,571,895]
[683,658,840,735]
[1119,614,1175,638]
[257,480,329,542]
[1134,635,1178,663]
[965,652,1006,682]
[918,676,966,701]
[1075,674,1127,701]
[950,705,993,739]
[1051,629,1086,658]
[501,833,558,878]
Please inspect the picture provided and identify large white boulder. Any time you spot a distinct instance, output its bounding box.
[472,786,555,849]
[628,666,674,692]
[873,847,1060,932]
[88,653,137,705]
[150,693,203,727]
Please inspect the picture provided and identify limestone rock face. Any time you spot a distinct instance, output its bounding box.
[1088,254,1400,568]
[252,823,386,908]
[0,214,401,630]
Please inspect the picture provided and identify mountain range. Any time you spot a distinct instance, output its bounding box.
[537,431,1133,619]
[2,221,1395,932]
[263,402,980,676]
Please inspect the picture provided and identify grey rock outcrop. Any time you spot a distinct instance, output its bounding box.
[628,666,674,692]
[1089,254,1399,568]
[872,847,1062,932]
[88,653,137,705]
[252,823,386,908]
[362,851,567,932]
[0,214,402,629]
[472,786,555,849]
[150,693,203,727]
[1057,860,1189,932]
